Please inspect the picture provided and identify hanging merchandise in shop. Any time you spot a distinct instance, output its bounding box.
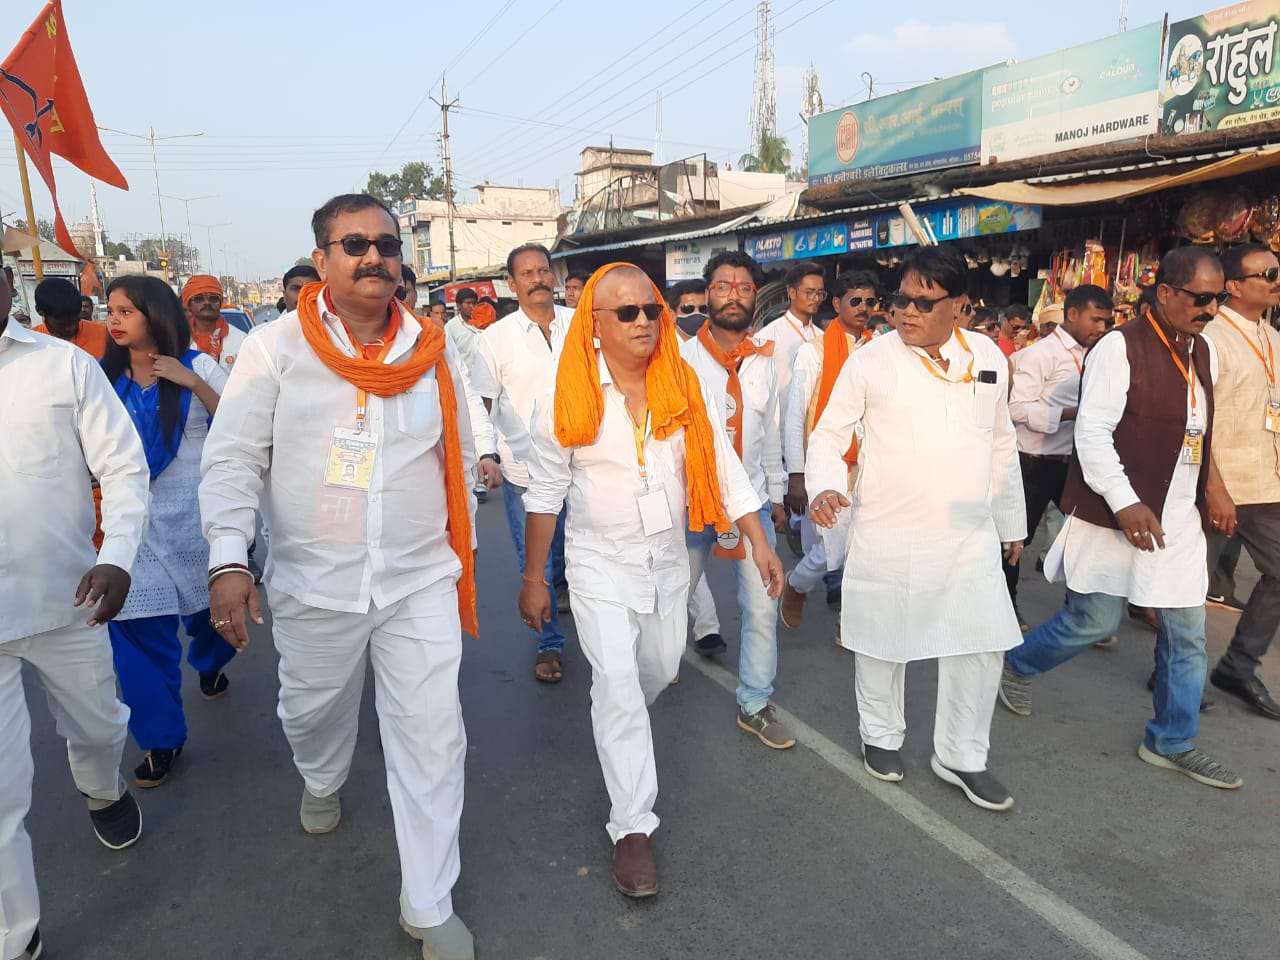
[981,22,1163,164]
[1164,0,1280,135]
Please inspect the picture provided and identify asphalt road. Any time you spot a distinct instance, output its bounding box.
[24,501,1280,959]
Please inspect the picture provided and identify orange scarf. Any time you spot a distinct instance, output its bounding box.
[553,263,730,534]
[468,301,497,330]
[296,282,477,637]
[813,320,859,466]
[192,317,230,362]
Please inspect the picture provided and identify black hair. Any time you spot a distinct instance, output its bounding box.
[566,270,592,284]
[311,193,396,247]
[81,295,94,307]
[830,270,878,300]
[702,249,763,286]
[34,277,83,320]
[1156,246,1222,289]
[971,306,997,325]
[276,297,286,312]
[1221,242,1271,281]
[101,276,192,441]
[1064,284,1113,315]
[784,260,825,290]
[506,244,552,277]
[283,264,321,286]
[900,245,969,297]
[401,264,416,286]
[454,286,477,304]
[1002,303,1031,322]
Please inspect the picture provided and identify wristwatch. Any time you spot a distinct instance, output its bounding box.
[480,453,500,464]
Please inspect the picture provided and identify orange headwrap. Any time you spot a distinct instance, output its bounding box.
[182,274,223,307]
[813,320,858,465]
[295,282,478,637]
[468,301,498,330]
[553,263,730,534]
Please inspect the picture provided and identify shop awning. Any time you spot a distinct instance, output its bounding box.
[551,211,759,259]
[960,145,1280,207]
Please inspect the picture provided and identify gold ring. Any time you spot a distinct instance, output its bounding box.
[212,619,232,629]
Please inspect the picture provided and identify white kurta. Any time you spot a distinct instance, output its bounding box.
[806,330,1026,662]
[1043,331,1212,608]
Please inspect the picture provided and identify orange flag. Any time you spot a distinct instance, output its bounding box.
[79,260,102,296]
[0,1,127,257]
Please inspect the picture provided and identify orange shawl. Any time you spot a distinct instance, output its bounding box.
[296,282,477,637]
[553,263,730,533]
[191,317,230,362]
[468,301,498,330]
[813,320,858,465]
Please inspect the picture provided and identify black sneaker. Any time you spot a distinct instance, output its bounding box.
[1205,593,1245,613]
[556,583,571,614]
[826,585,842,610]
[199,671,230,700]
[134,748,181,789]
[695,633,727,657]
[862,745,904,782]
[930,755,1014,811]
[21,927,41,959]
[88,790,142,850]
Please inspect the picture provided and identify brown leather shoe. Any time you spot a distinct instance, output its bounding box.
[779,582,806,629]
[613,833,658,898]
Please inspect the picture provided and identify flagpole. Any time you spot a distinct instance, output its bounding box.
[13,132,43,281]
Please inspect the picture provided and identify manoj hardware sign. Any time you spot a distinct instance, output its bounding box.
[981,21,1163,164]
[807,71,983,187]
[1164,0,1280,135]
[664,234,741,285]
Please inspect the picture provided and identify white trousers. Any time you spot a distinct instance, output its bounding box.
[571,593,684,844]
[269,580,466,930]
[853,651,1002,773]
[688,574,720,639]
[789,515,829,594]
[1,621,129,960]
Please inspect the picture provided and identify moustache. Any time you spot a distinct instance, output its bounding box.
[355,266,395,282]
[1193,313,1214,325]
[530,284,553,294]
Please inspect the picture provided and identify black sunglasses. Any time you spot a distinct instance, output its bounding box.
[594,303,665,323]
[847,296,879,308]
[324,235,403,258]
[678,303,708,314]
[888,292,952,314]
[1233,267,1280,283]
[1168,286,1228,308]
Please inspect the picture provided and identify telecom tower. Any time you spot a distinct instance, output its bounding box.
[748,0,776,158]
[799,65,824,171]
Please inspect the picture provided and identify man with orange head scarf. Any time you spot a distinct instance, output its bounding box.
[182,274,245,375]
[518,263,784,899]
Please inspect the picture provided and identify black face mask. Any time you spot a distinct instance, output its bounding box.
[676,310,707,338]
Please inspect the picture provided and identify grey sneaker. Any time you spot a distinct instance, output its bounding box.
[1137,745,1243,789]
[862,745,904,782]
[930,755,1015,811]
[300,788,341,834]
[998,664,1032,716]
[737,704,796,749]
[399,913,475,960]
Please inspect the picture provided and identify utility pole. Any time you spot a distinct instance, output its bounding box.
[432,78,460,282]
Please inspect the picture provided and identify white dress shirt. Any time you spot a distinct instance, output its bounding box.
[679,334,784,505]
[783,332,864,472]
[1008,327,1086,456]
[200,291,477,614]
[756,310,819,447]
[523,354,762,617]
[445,317,481,372]
[1044,331,1213,608]
[0,323,149,642]
[471,305,574,487]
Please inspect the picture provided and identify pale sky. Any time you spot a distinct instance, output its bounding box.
[0,0,1208,280]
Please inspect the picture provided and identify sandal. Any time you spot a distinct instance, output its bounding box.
[535,650,564,684]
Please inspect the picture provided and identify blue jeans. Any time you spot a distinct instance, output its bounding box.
[686,504,778,715]
[1006,590,1206,755]
[503,481,567,653]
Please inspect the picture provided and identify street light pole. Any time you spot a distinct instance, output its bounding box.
[161,194,216,273]
[97,126,203,268]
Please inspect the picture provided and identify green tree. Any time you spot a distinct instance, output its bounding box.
[738,134,793,174]
[15,218,55,241]
[104,240,135,260]
[295,256,313,267]
[365,161,447,207]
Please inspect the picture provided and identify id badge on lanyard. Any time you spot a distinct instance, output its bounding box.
[1182,425,1204,465]
[1266,400,1280,434]
[630,408,672,536]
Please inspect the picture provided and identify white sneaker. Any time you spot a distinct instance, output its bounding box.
[400,913,475,960]
[299,789,341,834]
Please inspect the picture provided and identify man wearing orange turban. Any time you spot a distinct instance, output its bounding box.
[518,263,784,899]
[182,274,245,375]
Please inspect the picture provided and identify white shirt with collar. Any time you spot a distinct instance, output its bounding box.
[523,353,762,617]
[756,310,819,452]
[679,332,784,505]
[200,290,477,615]
[0,322,150,642]
[1008,326,1086,457]
[206,323,248,376]
[471,304,574,488]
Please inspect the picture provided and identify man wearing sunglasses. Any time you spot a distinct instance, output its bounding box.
[201,193,479,959]
[1001,247,1242,791]
[183,274,245,375]
[807,245,1025,811]
[999,304,1032,357]
[666,279,709,340]
[779,272,879,632]
[969,306,1002,345]
[1200,243,1280,720]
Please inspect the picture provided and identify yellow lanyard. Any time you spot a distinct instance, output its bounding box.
[916,326,976,383]
[626,405,650,483]
[786,314,814,342]
[1219,311,1276,388]
[1053,329,1083,375]
[1147,315,1198,416]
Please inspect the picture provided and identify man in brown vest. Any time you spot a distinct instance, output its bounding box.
[998,247,1243,790]
[1202,242,1280,719]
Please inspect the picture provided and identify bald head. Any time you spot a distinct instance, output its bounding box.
[592,265,651,306]
[590,264,661,368]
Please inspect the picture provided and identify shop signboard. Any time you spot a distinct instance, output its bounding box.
[441,279,498,305]
[1164,0,1280,135]
[807,72,983,187]
[981,22,1163,163]
[664,233,740,284]
[744,223,847,263]
[872,200,1043,249]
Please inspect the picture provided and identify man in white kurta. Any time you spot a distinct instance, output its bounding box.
[1,313,150,960]
[807,246,1025,811]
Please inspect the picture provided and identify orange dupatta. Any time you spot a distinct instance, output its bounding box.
[191,316,230,362]
[296,282,477,637]
[812,320,859,465]
[467,301,498,330]
[553,263,731,534]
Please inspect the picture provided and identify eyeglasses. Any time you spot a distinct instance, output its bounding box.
[593,303,665,323]
[797,289,828,301]
[888,292,952,314]
[188,294,221,306]
[976,321,1001,332]
[708,281,757,298]
[1008,322,1029,332]
[678,303,708,314]
[846,296,879,308]
[323,235,403,258]
[1168,286,1228,308]
[1233,267,1280,283]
